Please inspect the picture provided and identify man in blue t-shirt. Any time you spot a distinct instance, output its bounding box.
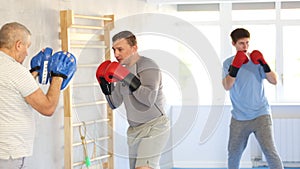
[222,28,283,169]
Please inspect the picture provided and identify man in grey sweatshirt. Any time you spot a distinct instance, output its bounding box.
[96,30,170,169]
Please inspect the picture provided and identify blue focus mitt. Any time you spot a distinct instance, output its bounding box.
[30,47,53,84]
[48,51,77,90]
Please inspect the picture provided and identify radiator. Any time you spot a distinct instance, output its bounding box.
[260,118,300,166]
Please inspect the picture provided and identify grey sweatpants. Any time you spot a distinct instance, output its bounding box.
[228,114,283,169]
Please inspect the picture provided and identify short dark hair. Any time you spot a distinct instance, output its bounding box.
[230,28,250,43]
[112,30,137,46]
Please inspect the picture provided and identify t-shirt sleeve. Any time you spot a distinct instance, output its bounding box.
[222,57,231,79]
[12,65,39,97]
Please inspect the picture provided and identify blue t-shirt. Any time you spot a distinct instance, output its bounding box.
[222,56,270,120]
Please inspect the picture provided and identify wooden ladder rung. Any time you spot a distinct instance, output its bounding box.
[74,14,113,21]
[73,155,111,167]
[70,33,104,41]
[72,136,110,147]
[71,24,104,30]
[70,44,107,48]
[72,100,107,107]
[59,32,104,41]
[77,64,100,68]
[73,83,98,88]
[73,119,110,127]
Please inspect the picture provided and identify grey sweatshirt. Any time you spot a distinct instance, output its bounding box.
[110,56,166,127]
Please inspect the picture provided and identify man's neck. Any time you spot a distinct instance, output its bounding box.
[0,48,14,59]
[127,53,140,67]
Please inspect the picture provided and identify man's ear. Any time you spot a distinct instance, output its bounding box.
[133,45,138,52]
[231,41,236,46]
[15,40,22,51]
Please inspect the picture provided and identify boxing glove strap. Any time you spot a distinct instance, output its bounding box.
[258,60,271,73]
[99,77,112,95]
[29,66,41,73]
[262,64,271,73]
[51,72,67,79]
[123,73,141,92]
[228,65,239,78]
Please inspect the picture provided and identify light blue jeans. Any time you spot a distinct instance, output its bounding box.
[0,157,27,169]
[228,114,283,169]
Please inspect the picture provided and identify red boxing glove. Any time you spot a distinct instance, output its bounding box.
[228,51,249,77]
[105,62,130,82]
[96,60,111,82]
[232,51,249,68]
[250,50,267,64]
[250,50,271,72]
[96,60,113,95]
[104,61,141,92]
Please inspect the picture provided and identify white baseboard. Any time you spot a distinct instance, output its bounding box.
[173,161,252,168]
[256,161,300,168]
[160,162,174,169]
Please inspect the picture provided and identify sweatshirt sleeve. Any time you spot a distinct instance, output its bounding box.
[132,66,161,107]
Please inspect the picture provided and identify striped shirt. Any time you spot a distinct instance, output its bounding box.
[0,51,39,159]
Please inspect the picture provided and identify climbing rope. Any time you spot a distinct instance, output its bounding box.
[79,121,91,168]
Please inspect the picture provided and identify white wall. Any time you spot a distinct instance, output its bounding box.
[169,105,252,168]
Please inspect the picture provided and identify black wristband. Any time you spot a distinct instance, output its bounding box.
[262,64,271,73]
[258,60,271,73]
[228,65,239,78]
[123,73,141,92]
[99,77,111,95]
[29,66,40,73]
[51,72,67,79]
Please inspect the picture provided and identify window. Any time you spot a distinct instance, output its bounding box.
[171,10,221,105]
[232,2,276,21]
[170,1,300,105]
[137,33,214,106]
[282,26,300,102]
[281,1,300,20]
